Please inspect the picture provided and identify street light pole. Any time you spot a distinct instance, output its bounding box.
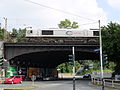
[72,46,75,90]
[99,20,104,90]
[3,17,7,41]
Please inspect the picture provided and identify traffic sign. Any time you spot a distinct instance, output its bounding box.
[31,75,36,85]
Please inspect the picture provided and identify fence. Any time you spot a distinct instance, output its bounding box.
[0,76,5,83]
[92,77,120,88]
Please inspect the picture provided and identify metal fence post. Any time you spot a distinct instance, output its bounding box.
[112,80,114,87]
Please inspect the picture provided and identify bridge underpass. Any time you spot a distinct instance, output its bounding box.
[4,43,99,68]
[3,37,99,79]
[10,50,99,68]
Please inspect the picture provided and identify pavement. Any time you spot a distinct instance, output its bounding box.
[0,77,119,90]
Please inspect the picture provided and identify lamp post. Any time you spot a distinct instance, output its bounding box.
[72,46,75,90]
[3,17,7,41]
[99,20,104,90]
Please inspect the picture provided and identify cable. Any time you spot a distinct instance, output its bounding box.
[78,21,98,26]
[24,0,96,21]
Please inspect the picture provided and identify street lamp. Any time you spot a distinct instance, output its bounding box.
[99,20,104,90]
[3,17,7,41]
[72,46,75,90]
[68,46,76,90]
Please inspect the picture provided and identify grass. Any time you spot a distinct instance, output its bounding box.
[4,85,38,90]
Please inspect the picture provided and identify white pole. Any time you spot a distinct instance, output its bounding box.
[3,17,7,41]
[99,20,103,79]
[72,46,75,75]
[99,20,104,90]
[72,46,75,90]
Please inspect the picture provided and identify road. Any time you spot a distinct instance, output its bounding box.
[0,79,118,90]
[33,80,117,90]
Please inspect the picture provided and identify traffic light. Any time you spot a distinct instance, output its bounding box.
[0,56,3,66]
[68,55,74,65]
[102,54,108,66]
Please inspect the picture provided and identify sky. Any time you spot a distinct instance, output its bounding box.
[0,0,120,31]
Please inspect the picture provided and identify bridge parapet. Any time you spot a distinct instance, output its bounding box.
[24,37,99,45]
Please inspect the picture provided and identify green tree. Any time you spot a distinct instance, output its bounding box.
[101,22,120,76]
[9,28,26,42]
[10,28,18,38]
[17,28,26,42]
[72,22,79,29]
[57,61,80,73]
[0,28,4,40]
[58,19,79,29]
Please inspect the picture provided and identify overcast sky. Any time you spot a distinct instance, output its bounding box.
[0,0,120,30]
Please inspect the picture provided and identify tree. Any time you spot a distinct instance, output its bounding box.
[9,28,26,42]
[72,22,79,29]
[10,28,18,38]
[17,28,26,42]
[0,28,4,40]
[57,61,80,73]
[58,19,79,29]
[101,22,120,76]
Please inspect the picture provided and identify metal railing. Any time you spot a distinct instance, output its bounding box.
[0,76,5,84]
[92,77,120,88]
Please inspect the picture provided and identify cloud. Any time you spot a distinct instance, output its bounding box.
[0,0,107,30]
[107,0,120,9]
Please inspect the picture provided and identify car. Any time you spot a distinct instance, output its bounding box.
[115,75,120,80]
[4,75,25,84]
[42,76,56,81]
[83,73,91,78]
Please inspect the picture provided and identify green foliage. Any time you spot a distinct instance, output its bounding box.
[58,19,79,29]
[17,28,26,42]
[77,60,114,75]
[101,22,120,75]
[102,22,120,62]
[72,22,79,29]
[0,28,5,40]
[57,61,80,73]
[10,28,18,38]
[9,28,26,42]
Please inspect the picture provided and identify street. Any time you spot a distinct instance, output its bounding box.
[0,79,118,90]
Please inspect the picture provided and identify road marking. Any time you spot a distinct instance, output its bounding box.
[39,83,63,88]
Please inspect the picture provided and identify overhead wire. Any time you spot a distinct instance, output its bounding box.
[78,21,98,26]
[1,0,99,29]
[24,0,97,22]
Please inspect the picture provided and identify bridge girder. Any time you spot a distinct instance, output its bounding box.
[4,43,99,68]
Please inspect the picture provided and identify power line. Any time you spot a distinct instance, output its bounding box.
[24,0,96,21]
[78,21,98,26]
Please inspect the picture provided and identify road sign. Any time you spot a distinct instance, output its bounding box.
[31,75,36,85]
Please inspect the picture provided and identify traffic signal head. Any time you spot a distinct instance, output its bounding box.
[68,55,74,65]
[0,56,4,66]
[69,55,73,60]
[102,54,108,66]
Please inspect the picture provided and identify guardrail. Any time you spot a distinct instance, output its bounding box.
[91,77,120,88]
[0,77,5,83]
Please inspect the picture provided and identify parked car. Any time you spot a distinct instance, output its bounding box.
[83,73,91,78]
[115,75,120,80]
[4,75,25,84]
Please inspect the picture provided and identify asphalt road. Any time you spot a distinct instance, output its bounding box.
[33,80,117,90]
[0,79,118,90]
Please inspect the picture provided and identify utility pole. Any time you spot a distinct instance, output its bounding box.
[72,46,75,90]
[2,17,7,79]
[3,17,7,41]
[99,20,104,90]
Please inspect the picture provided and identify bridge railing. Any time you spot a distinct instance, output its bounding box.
[91,77,120,88]
[0,76,5,83]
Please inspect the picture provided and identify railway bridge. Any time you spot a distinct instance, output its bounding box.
[4,37,99,68]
